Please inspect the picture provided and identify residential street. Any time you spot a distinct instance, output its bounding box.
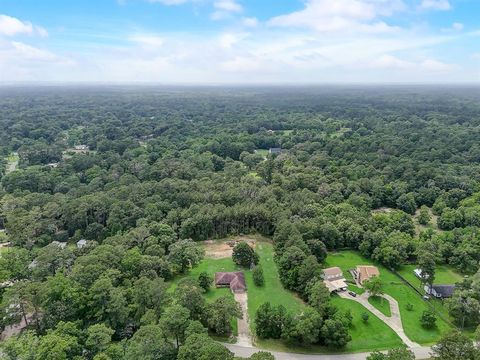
[225,343,432,360]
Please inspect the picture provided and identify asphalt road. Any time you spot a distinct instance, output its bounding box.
[225,344,433,360]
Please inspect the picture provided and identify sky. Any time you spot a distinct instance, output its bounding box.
[1,0,480,84]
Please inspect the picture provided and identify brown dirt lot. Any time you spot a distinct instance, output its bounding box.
[203,237,256,259]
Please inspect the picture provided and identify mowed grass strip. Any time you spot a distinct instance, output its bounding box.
[325,251,453,344]
[368,296,391,317]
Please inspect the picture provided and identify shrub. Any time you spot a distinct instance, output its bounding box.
[361,312,369,323]
[198,272,212,292]
[253,266,264,286]
[420,310,437,329]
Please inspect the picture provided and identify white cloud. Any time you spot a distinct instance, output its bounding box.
[129,35,164,47]
[419,0,451,11]
[211,0,242,20]
[214,0,242,12]
[147,0,192,4]
[268,0,405,34]
[472,53,480,60]
[0,14,48,37]
[241,17,258,28]
[218,32,248,48]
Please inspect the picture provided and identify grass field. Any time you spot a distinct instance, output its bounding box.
[368,296,391,317]
[325,251,453,344]
[254,149,269,158]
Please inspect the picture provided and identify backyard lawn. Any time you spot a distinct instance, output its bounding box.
[325,251,453,344]
[368,296,391,317]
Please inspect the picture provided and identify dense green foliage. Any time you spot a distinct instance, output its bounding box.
[2,86,480,355]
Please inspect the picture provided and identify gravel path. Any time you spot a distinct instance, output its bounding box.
[234,292,253,347]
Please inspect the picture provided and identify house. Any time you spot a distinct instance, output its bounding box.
[74,145,89,151]
[425,284,456,299]
[268,148,282,154]
[354,265,380,285]
[77,239,87,249]
[46,163,59,168]
[322,267,348,293]
[215,272,247,293]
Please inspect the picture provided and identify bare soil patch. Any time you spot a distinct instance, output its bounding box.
[203,237,256,259]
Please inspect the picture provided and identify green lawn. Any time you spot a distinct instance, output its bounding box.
[254,149,269,157]
[325,251,453,344]
[331,296,403,352]
[347,284,365,295]
[368,296,391,317]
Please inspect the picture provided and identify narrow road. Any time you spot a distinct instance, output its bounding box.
[225,343,432,360]
[338,292,420,348]
[234,292,253,347]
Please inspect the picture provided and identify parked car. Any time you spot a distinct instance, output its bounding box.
[348,291,357,297]
[422,295,430,301]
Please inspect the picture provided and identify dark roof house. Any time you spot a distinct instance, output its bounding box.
[269,148,282,154]
[215,272,246,293]
[425,284,456,298]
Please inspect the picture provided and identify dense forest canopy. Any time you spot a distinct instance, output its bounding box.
[1,86,480,359]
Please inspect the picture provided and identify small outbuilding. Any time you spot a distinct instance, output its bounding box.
[215,272,246,293]
[77,239,87,249]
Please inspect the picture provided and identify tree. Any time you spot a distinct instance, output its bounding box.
[306,239,328,263]
[198,272,212,292]
[362,312,369,323]
[281,307,322,345]
[431,331,479,360]
[252,265,264,286]
[320,318,351,348]
[159,304,190,348]
[307,280,331,316]
[232,242,258,268]
[446,291,480,329]
[363,277,384,300]
[255,302,287,339]
[174,278,206,319]
[396,193,417,215]
[418,205,431,225]
[125,324,176,360]
[277,246,307,291]
[367,348,415,360]
[177,334,234,360]
[420,310,437,329]
[168,239,204,274]
[249,351,275,360]
[205,295,242,336]
[417,250,436,287]
[86,324,114,357]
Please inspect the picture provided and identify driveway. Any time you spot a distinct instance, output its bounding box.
[234,292,253,347]
[338,291,419,348]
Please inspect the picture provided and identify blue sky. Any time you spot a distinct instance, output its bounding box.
[0,0,479,83]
